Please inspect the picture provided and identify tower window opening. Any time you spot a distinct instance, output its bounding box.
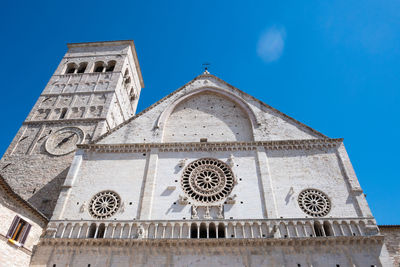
[106,60,116,72]
[65,63,77,74]
[94,61,105,73]
[77,62,88,73]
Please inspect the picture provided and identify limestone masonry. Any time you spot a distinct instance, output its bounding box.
[0,40,398,266]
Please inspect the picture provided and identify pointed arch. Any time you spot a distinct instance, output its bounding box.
[157,86,259,131]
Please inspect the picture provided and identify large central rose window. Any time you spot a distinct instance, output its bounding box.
[181,158,235,203]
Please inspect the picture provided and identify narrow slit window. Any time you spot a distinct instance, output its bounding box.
[60,108,67,119]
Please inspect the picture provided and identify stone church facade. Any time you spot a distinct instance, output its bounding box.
[0,40,399,266]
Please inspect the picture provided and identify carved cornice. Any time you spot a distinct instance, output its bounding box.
[78,138,343,154]
[23,118,105,125]
[41,91,115,97]
[39,235,384,248]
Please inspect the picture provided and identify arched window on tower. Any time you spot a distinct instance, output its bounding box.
[94,61,105,73]
[77,62,88,73]
[65,63,78,74]
[106,60,116,72]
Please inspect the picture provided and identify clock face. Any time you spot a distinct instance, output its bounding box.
[45,127,84,156]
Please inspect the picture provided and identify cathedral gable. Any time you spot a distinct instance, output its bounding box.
[96,73,325,144]
[163,91,253,142]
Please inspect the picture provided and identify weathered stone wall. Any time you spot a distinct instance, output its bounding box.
[0,41,143,217]
[30,239,392,267]
[0,185,46,267]
[380,225,400,266]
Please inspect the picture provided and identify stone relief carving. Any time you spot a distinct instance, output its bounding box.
[227,154,235,168]
[178,195,188,205]
[191,205,199,219]
[79,202,86,213]
[226,194,237,204]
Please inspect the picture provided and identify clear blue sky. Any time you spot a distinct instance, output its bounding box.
[1,0,399,224]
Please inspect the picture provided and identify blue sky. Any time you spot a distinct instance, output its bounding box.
[1,0,399,224]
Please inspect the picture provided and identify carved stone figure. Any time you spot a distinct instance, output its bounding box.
[192,205,199,219]
[178,195,188,205]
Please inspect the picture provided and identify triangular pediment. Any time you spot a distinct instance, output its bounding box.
[95,73,326,145]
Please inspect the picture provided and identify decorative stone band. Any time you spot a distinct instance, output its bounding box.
[38,234,384,248]
[23,118,105,125]
[77,138,344,154]
[45,217,378,241]
[41,91,117,97]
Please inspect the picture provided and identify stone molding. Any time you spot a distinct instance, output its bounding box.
[52,71,121,78]
[23,118,105,125]
[41,91,116,97]
[39,235,384,248]
[78,138,343,153]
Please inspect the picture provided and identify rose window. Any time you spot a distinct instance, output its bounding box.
[181,158,235,203]
[89,191,121,219]
[298,189,331,217]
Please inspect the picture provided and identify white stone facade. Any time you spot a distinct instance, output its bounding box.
[0,40,397,266]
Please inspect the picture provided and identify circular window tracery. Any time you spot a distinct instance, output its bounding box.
[181,158,235,203]
[298,189,331,217]
[89,191,121,219]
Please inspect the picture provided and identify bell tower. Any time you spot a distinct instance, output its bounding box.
[0,40,144,217]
